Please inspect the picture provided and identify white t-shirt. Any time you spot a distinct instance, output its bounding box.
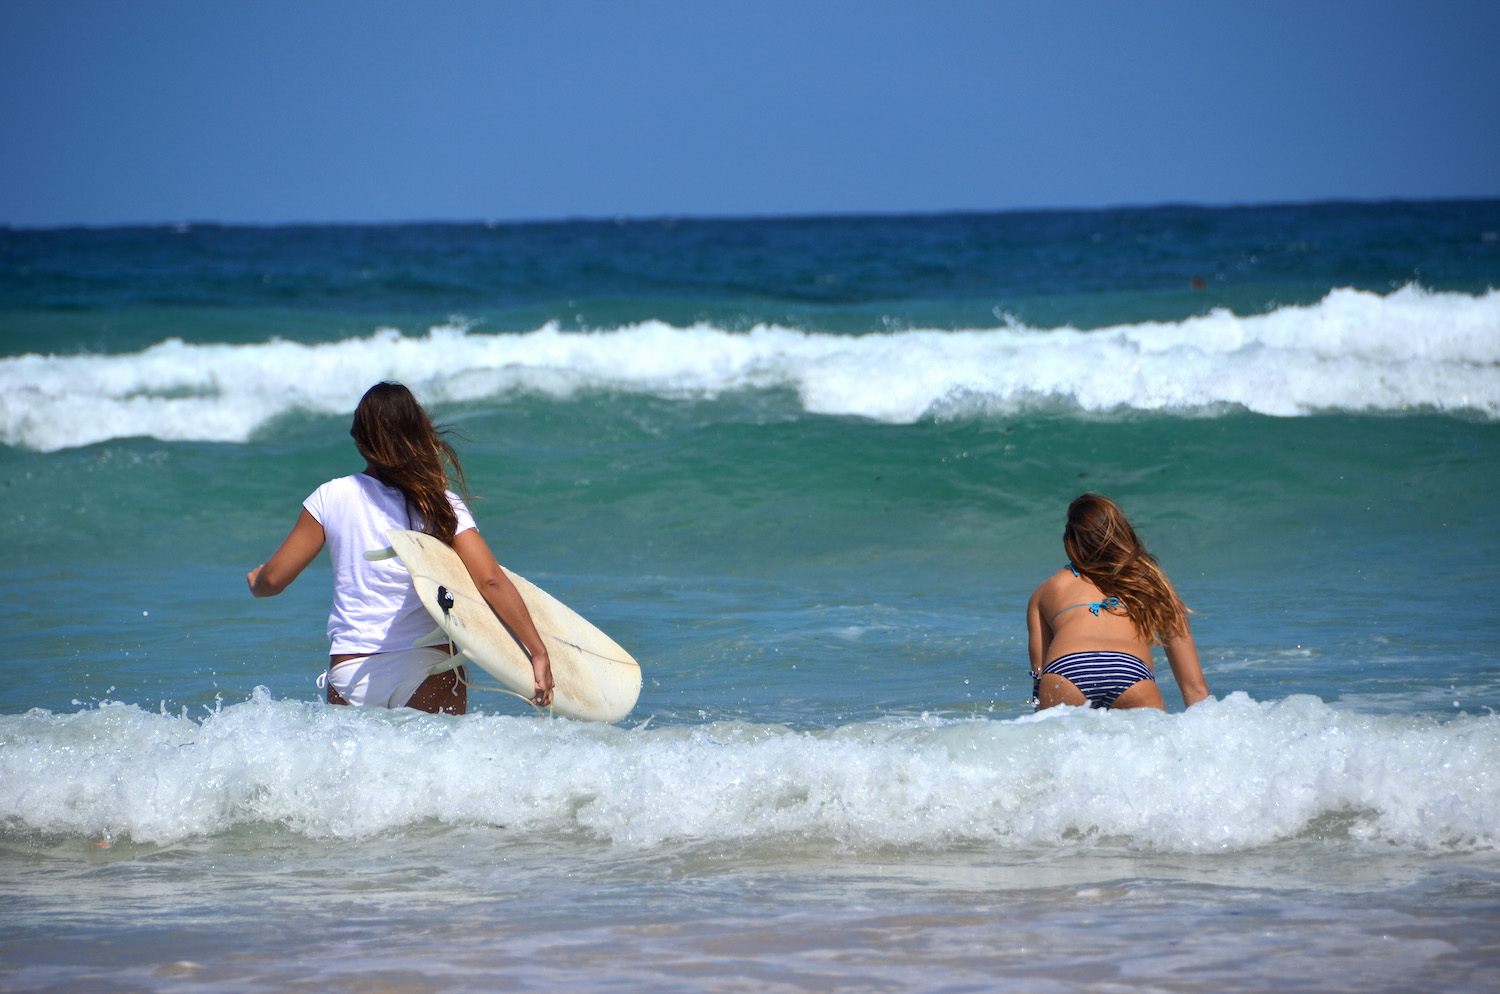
[303,474,477,655]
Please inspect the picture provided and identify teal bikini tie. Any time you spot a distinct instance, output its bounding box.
[1054,596,1122,618]
[1058,563,1121,618]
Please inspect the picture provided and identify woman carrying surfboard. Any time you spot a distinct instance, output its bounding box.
[1027,493,1209,711]
[247,382,553,714]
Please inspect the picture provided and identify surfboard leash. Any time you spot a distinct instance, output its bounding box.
[452,662,551,715]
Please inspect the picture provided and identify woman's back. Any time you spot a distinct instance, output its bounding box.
[1032,565,1151,664]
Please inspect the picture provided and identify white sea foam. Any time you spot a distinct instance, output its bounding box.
[1,689,1495,851]
[2,286,1496,451]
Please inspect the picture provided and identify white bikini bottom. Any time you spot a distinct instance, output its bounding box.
[317,646,452,709]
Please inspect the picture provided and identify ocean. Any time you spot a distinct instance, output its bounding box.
[2,201,1498,991]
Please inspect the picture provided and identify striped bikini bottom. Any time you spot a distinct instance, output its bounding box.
[1031,651,1155,709]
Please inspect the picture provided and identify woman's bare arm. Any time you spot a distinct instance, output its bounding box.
[1162,626,1210,707]
[247,509,325,597]
[1026,585,1051,674]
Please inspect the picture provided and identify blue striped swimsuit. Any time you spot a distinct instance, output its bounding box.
[1032,651,1155,709]
[1032,563,1156,708]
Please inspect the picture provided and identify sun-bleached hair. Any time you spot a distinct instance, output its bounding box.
[1063,492,1189,645]
[349,382,469,543]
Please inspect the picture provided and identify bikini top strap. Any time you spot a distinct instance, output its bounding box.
[1052,595,1123,623]
[1055,562,1120,620]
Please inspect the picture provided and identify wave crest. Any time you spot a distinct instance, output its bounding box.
[2,691,1495,852]
[3,286,1496,451]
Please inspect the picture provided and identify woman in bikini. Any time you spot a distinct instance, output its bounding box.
[247,382,553,714]
[1027,493,1209,711]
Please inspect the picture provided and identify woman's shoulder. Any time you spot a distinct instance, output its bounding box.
[445,489,478,532]
[1040,564,1080,587]
[306,473,391,511]
[308,473,365,498]
[1030,566,1076,602]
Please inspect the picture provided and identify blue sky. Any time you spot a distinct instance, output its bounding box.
[2,0,1497,226]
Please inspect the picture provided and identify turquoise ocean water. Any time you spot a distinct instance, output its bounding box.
[2,202,1499,991]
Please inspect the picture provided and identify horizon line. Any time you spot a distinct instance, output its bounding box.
[5,195,1498,233]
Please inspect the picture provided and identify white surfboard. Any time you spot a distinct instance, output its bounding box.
[368,529,641,722]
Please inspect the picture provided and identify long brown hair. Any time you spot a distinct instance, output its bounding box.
[349,382,469,543]
[1063,492,1189,645]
